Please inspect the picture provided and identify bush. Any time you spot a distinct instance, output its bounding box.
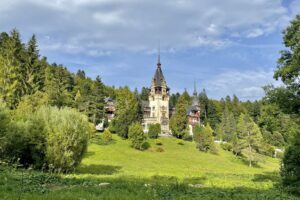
[220,143,233,152]
[37,106,90,172]
[155,147,164,152]
[108,120,117,133]
[281,131,300,194]
[128,122,147,150]
[155,140,163,146]
[0,102,47,168]
[102,129,112,144]
[258,143,275,157]
[148,123,161,139]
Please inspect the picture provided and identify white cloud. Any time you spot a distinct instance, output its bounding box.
[0,0,293,53]
[204,69,281,100]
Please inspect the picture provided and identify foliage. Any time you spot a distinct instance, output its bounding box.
[236,113,262,167]
[128,122,147,150]
[219,106,237,142]
[148,123,161,139]
[102,129,112,144]
[37,106,90,172]
[194,124,217,154]
[220,143,233,152]
[170,96,188,138]
[281,130,300,195]
[13,91,49,120]
[114,87,139,138]
[274,15,300,107]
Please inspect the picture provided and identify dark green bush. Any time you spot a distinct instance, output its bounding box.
[220,143,233,152]
[102,129,112,144]
[148,123,161,139]
[128,122,147,150]
[281,131,300,194]
[155,140,163,146]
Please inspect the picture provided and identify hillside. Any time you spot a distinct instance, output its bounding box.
[1,134,299,200]
[77,134,279,187]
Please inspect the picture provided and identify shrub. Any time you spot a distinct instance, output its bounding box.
[0,102,47,168]
[281,130,300,194]
[258,143,275,157]
[128,122,147,150]
[220,143,233,152]
[102,129,112,144]
[155,140,163,146]
[156,147,164,152]
[108,120,117,133]
[148,123,161,139]
[35,106,90,172]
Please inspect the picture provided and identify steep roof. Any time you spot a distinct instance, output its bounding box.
[153,64,166,87]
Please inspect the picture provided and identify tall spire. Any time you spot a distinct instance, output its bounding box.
[193,80,197,96]
[157,41,161,66]
[192,81,199,106]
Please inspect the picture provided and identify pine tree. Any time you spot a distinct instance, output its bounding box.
[236,113,262,167]
[194,124,216,153]
[219,106,236,142]
[128,122,147,150]
[170,95,188,138]
[23,34,45,95]
[0,29,24,108]
[113,87,139,138]
[199,89,209,121]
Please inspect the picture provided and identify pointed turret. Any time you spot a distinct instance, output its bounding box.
[152,50,167,88]
[192,81,199,107]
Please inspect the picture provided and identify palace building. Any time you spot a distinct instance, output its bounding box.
[142,54,170,133]
[187,82,201,135]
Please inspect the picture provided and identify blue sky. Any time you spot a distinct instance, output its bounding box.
[1,0,299,101]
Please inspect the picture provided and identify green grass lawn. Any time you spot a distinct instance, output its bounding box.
[1,134,299,200]
[77,135,279,186]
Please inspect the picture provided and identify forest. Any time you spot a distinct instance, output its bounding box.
[0,15,300,198]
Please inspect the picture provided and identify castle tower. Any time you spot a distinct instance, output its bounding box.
[187,81,201,134]
[147,53,170,133]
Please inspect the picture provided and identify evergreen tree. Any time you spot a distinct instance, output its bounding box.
[23,34,45,95]
[140,87,149,101]
[181,89,191,104]
[113,87,139,138]
[170,95,188,138]
[281,130,300,194]
[199,89,209,121]
[169,92,180,108]
[0,29,24,108]
[45,64,74,107]
[219,106,236,142]
[194,124,216,153]
[128,122,147,150]
[236,113,262,167]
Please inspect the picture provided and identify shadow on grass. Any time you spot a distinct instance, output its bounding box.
[90,137,116,145]
[2,165,299,200]
[82,152,95,159]
[76,164,122,175]
[252,171,280,183]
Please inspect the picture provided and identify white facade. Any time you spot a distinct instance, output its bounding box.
[143,57,170,133]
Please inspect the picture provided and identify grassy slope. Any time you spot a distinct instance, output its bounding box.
[76,135,279,188]
[1,134,299,200]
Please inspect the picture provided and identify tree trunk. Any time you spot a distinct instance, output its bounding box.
[248,131,252,167]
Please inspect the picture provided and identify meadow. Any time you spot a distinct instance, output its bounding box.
[0,134,299,200]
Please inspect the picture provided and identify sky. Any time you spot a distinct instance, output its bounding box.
[1,0,300,101]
